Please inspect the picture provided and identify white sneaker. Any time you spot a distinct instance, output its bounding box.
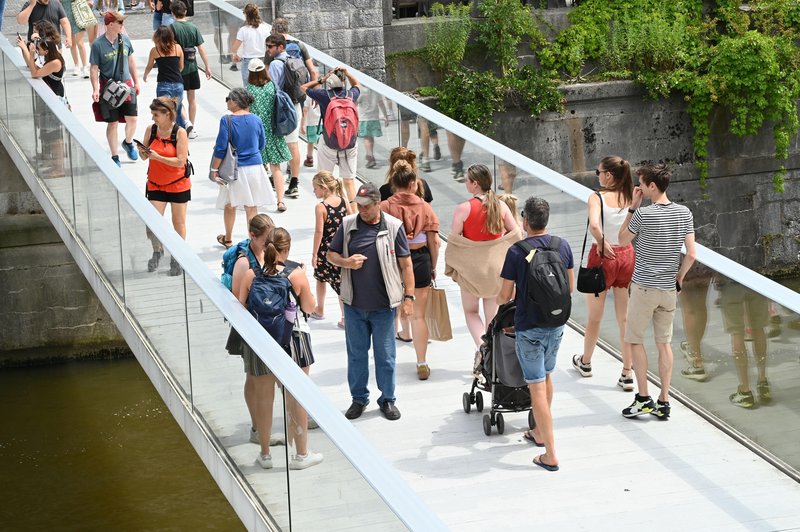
[132,1,145,9]
[289,451,323,470]
[188,128,198,139]
[82,65,90,79]
[255,453,273,469]
[72,66,81,77]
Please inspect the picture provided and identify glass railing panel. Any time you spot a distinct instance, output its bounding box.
[1,53,9,125]
[286,428,407,531]
[3,63,38,166]
[117,198,193,397]
[353,88,400,187]
[184,278,290,531]
[207,5,245,89]
[34,97,75,222]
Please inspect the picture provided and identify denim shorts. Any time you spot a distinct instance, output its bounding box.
[514,326,564,384]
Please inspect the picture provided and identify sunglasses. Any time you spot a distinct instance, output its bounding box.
[266,44,277,49]
[595,168,606,176]
[225,96,231,102]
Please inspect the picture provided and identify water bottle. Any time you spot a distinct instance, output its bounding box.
[284,300,297,323]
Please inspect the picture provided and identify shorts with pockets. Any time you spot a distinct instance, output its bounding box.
[624,282,677,344]
[514,326,564,384]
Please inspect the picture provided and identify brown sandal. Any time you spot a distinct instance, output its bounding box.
[216,234,232,249]
[277,201,287,212]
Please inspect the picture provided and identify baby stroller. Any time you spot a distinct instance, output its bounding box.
[462,301,535,435]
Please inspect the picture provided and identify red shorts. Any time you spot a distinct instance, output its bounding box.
[587,243,634,289]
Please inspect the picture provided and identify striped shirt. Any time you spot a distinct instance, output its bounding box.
[629,202,694,289]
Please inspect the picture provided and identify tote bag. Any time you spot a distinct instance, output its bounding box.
[425,282,452,341]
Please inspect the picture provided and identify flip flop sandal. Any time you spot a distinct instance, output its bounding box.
[277,202,287,212]
[395,333,412,343]
[337,321,345,329]
[533,455,559,472]
[309,312,325,320]
[523,430,545,447]
[217,234,232,249]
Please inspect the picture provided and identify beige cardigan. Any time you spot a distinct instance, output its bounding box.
[444,228,524,298]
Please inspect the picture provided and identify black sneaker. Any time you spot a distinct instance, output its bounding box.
[651,399,671,420]
[168,257,182,277]
[285,177,299,198]
[622,394,656,418]
[344,401,368,420]
[433,144,441,160]
[147,250,163,272]
[380,401,401,421]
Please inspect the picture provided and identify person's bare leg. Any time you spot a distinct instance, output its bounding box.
[399,119,410,147]
[580,291,608,364]
[244,373,256,428]
[410,287,429,364]
[223,204,236,242]
[418,117,430,161]
[288,141,300,180]
[255,374,277,457]
[630,343,649,396]
[655,342,673,402]
[270,163,285,205]
[447,132,466,165]
[460,289,484,348]
[529,378,558,467]
[731,332,750,392]
[106,123,119,156]
[170,202,188,239]
[342,178,357,202]
[244,206,258,227]
[186,89,197,125]
[612,287,633,373]
[482,297,499,330]
[752,328,767,382]
[124,116,137,145]
[314,280,326,316]
[286,368,310,455]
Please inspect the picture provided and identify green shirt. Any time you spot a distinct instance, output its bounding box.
[170,21,204,75]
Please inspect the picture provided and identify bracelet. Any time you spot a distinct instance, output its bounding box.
[628,208,636,213]
[211,168,219,172]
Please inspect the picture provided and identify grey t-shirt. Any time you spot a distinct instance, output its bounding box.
[20,0,67,41]
[329,216,410,311]
[89,34,134,81]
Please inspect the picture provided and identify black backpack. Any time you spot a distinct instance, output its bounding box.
[515,236,571,327]
[278,43,309,105]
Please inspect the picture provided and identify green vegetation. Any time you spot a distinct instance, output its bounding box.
[415,0,800,191]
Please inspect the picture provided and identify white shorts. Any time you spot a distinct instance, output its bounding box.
[284,102,302,143]
[215,164,276,209]
[317,141,357,179]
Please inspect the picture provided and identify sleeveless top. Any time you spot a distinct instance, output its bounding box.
[43,61,65,97]
[155,55,184,84]
[596,191,629,246]
[146,125,190,193]
[320,197,348,252]
[462,197,501,241]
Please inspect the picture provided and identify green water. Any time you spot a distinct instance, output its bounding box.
[0,358,244,531]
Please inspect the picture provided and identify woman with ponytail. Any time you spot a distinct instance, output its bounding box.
[380,160,440,380]
[445,163,521,375]
[310,171,351,327]
[571,156,636,391]
[379,147,433,203]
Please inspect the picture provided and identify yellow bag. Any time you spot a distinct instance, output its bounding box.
[425,282,452,341]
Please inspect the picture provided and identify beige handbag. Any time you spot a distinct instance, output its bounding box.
[72,0,97,30]
[425,282,452,342]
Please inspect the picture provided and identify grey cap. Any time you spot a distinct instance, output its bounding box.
[353,182,381,205]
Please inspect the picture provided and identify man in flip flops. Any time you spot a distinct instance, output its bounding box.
[497,197,574,472]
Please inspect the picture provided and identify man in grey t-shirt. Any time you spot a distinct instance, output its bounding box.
[618,163,696,420]
[17,0,71,47]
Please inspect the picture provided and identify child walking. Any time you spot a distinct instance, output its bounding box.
[310,171,352,328]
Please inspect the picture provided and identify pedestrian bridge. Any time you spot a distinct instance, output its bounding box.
[2,3,800,529]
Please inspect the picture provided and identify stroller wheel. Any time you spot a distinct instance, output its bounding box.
[496,413,505,435]
[475,391,484,412]
[462,392,472,414]
[528,410,536,430]
[482,414,492,436]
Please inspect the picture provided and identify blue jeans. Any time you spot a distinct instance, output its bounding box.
[515,326,564,384]
[344,305,397,406]
[240,57,253,87]
[152,11,162,31]
[156,81,185,127]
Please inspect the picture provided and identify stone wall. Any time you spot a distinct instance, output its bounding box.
[276,0,387,81]
[0,146,128,366]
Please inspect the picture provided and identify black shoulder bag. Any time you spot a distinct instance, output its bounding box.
[576,191,607,297]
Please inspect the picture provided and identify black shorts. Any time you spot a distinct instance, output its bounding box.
[93,99,138,123]
[182,70,201,91]
[145,187,191,203]
[411,246,432,289]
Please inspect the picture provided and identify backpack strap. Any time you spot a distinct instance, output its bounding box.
[514,240,536,262]
[548,235,562,252]
[148,124,157,147]
[148,124,180,146]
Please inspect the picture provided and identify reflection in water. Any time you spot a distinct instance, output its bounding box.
[0,358,243,531]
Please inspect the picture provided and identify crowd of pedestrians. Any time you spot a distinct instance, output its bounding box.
[19,3,765,477]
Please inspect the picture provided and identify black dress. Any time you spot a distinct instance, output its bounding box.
[313,197,347,294]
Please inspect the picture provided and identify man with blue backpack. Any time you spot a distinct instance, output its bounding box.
[301,67,361,203]
[269,18,318,199]
[497,196,574,472]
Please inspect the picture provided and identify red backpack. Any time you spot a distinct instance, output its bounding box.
[321,89,359,151]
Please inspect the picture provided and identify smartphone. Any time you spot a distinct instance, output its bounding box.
[133,139,150,153]
[676,281,682,293]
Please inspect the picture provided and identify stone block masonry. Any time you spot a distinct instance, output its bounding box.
[276,0,386,81]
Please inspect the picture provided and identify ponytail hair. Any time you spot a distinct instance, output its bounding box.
[385,147,417,184]
[598,155,633,206]
[466,163,504,234]
[312,171,346,202]
[263,227,291,275]
[389,160,417,191]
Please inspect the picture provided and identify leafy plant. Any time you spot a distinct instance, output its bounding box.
[424,2,472,74]
[476,0,539,76]
[434,67,505,132]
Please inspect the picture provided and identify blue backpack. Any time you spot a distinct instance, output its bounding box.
[246,265,296,348]
[221,240,259,291]
[272,87,299,136]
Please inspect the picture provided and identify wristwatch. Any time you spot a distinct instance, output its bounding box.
[403,294,416,302]
[628,208,636,213]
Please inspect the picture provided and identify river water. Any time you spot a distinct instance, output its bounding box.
[0,358,244,531]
